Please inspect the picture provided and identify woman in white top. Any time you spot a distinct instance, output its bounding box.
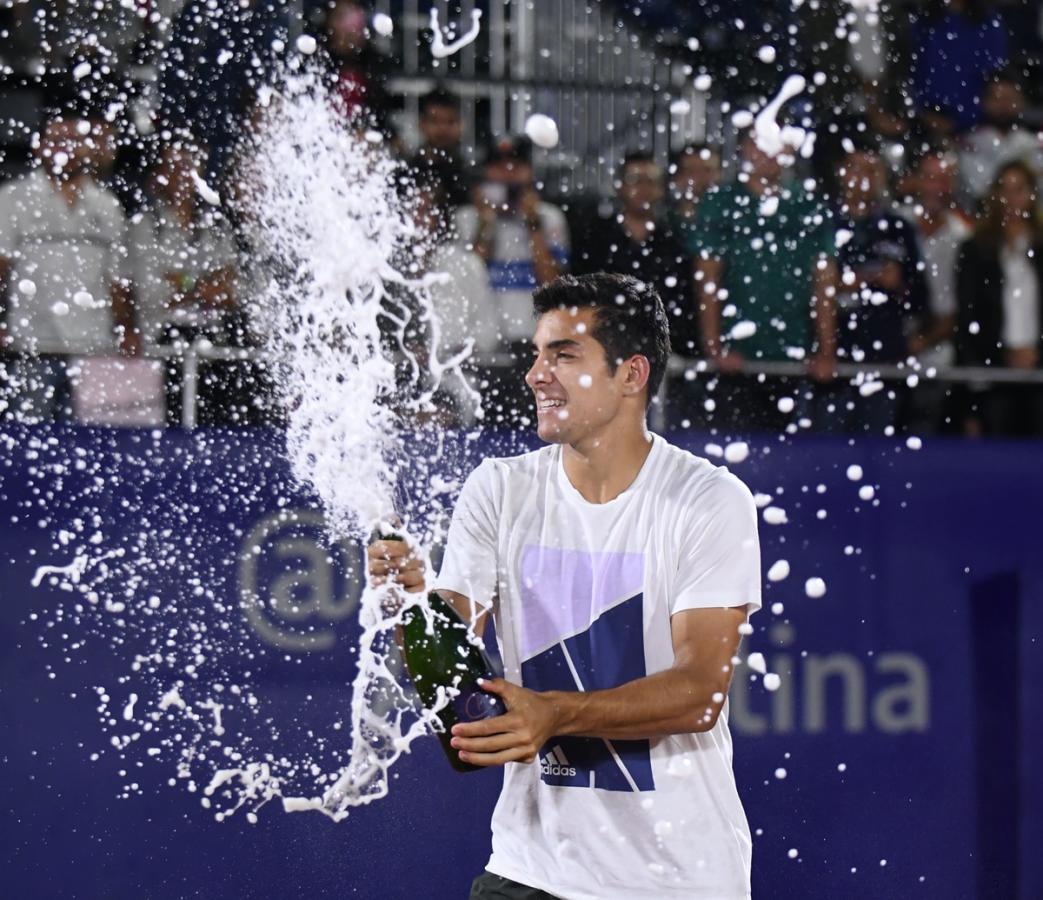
[955,160,1043,436]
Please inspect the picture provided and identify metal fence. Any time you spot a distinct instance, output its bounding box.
[7,342,1040,431]
[370,0,712,196]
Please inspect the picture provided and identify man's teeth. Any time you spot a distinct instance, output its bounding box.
[538,399,566,409]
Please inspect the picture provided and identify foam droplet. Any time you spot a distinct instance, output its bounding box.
[767,559,790,582]
[804,577,826,598]
[524,114,559,149]
[724,441,749,464]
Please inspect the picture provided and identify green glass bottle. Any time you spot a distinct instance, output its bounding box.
[401,590,506,772]
[377,533,505,772]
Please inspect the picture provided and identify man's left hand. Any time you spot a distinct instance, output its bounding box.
[450,678,560,767]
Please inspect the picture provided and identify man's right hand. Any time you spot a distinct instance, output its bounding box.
[367,538,427,594]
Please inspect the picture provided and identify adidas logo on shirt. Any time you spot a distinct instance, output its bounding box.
[540,745,577,778]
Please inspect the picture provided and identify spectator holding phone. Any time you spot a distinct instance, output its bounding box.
[454,135,569,426]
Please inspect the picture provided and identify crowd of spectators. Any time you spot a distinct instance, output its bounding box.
[0,0,1041,437]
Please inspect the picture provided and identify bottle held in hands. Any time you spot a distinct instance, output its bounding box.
[376,533,504,772]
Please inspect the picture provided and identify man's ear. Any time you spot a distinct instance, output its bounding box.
[621,354,651,398]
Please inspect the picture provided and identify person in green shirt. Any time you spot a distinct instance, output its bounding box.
[692,131,838,432]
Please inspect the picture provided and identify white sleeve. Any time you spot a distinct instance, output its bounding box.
[432,459,501,609]
[671,470,762,617]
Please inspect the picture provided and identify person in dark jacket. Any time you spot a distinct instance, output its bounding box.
[955,160,1043,436]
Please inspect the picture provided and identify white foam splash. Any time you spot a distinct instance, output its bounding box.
[190,170,221,206]
[524,114,560,149]
[429,8,482,60]
[747,75,815,162]
[209,69,479,821]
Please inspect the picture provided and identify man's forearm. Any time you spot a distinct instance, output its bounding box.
[696,257,724,355]
[545,664,729,741]
[528,224,561,285]
[111,282,137,336]
[812,262,838,359]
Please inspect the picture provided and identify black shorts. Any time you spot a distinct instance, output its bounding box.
[469,872,561,899]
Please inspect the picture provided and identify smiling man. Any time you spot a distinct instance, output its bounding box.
[369,273,761,899]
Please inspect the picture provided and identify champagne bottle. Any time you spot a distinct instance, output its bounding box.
[377,533,505,772]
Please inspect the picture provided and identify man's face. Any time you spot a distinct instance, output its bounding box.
[420,104,462,151]
[998,167,1036,220]
[914,154,957,216]
[618,160,664,216]
[671,151,720,201]
[38,118,90,175]
[525,307,633,445]
[485,157,532,188]
[982,80,1023,128]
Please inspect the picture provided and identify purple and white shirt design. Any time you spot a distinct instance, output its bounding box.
[518,545,654,792]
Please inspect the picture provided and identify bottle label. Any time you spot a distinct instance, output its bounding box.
[451,683,505,722]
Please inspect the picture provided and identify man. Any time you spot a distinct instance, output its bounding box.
[825,146,928,433]
[410,86,472,209]
[694,131,838,433]
[574,152,698,357]
[371,273,762,899]
[959,71,1043,203]
[903,148,973,431]
[455,135,569,426]
[667,142,723,242]
[0,114,138,421]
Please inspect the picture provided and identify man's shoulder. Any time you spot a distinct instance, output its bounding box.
[652,437,756,511]
[82,180,127,221]
[475,444,554,478]
[0,169,42,204]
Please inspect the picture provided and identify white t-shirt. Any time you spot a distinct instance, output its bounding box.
[434,434,761,900]
[454,202,570,343]
[1000,235,1040,351]
[129,203,239,348]
[0,169,131,354]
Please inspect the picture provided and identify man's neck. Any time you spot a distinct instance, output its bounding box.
[562,421,653,504]
[917,208,947,236]
[621,210,652,243]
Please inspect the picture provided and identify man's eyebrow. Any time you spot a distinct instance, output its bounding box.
[532,338,583,352]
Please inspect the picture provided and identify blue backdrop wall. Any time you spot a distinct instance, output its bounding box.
[1,425,1040,899]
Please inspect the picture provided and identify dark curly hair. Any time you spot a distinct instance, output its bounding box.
[532,273,671,409]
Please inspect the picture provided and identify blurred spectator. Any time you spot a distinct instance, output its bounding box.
[131,140,252,425]
[903,148,973,431]
[825,147,928,433]
[0,0,143,76]
[955,160,1043,436]
[410,87,472,209]
[412,177,498,426]
[0,115,137,421]
[131,142,237,342]
[666,143,723,244]
[905,149,972,364]
[323,0,393,129]
[573,151,698,359]
[908,0,1010,137]
[454,135,568,426]
[959,70,1043,202]
[159,0,287,183]
[692,132,838,433]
